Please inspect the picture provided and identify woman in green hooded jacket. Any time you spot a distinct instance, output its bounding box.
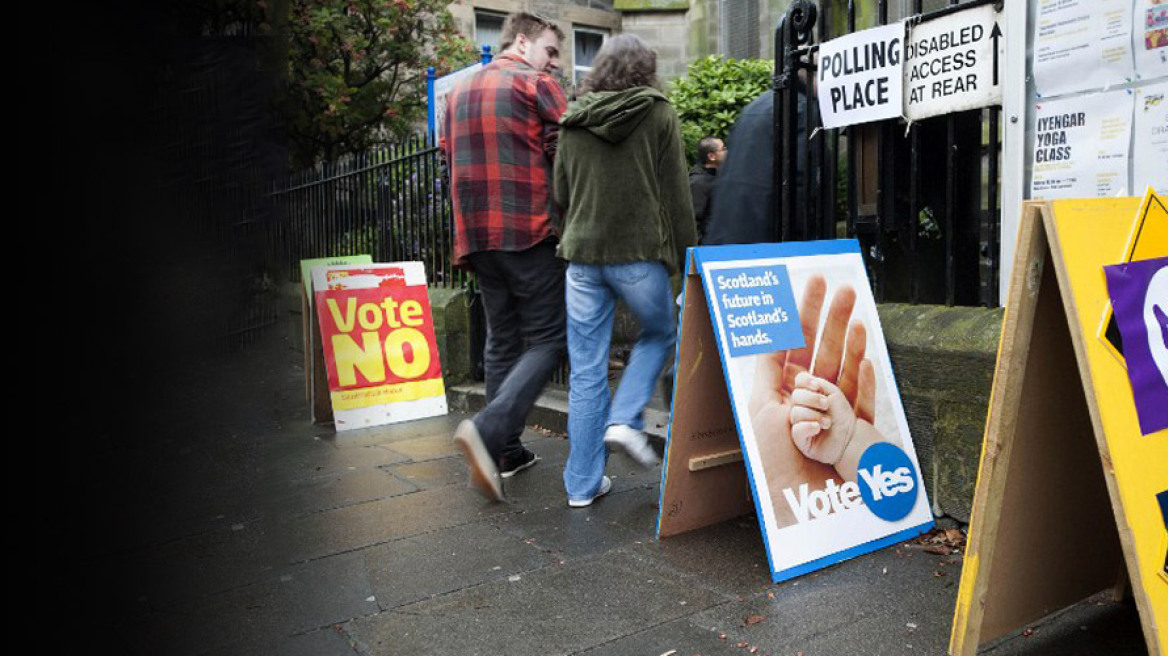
[553,33,697,507]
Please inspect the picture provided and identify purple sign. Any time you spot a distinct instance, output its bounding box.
[1103,256,1168,436]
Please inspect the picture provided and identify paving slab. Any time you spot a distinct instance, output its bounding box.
[280,484,514,564]
[364,521,557,609]
[344,550,727,656]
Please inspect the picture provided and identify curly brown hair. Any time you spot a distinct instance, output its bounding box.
[578,33,659,94]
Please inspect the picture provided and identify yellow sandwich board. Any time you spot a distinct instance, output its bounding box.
[950,192,1168,655]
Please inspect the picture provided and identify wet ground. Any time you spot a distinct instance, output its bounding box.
[54,327,1149,655]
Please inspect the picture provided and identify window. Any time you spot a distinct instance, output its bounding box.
[475,11,506,56]
[573,27,609,86]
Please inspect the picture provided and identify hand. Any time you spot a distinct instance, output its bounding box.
[748,275,877,527]
[789,372,857,466]
[748,276,876,423]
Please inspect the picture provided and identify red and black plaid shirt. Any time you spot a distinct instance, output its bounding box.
[442,53,568,266]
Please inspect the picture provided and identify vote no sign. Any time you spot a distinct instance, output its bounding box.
[311,262,447,431]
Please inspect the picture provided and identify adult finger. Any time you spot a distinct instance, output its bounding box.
[811,284,856,384]
[837,320,867,407]
[749,350,788,418]
[854,358,877,425]
[782,275,826,393]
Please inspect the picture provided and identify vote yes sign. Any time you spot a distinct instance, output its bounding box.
[312,262,447,431]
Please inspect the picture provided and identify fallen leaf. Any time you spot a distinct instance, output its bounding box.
[924,545,953,556]
[743,614,765,626]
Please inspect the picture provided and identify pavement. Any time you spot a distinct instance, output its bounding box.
[57,326,1150,655]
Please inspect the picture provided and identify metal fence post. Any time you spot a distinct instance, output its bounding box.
[774,0,817,243]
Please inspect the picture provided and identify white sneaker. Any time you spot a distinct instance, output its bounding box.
[568,476,612,508]
[603,424,660,469]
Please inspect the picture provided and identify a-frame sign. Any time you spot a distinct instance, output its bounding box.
[950,192,1168,655]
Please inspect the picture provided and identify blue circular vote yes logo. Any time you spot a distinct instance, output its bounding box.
[856,442,920,522]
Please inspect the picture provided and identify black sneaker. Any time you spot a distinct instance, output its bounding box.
[499,448,541,479]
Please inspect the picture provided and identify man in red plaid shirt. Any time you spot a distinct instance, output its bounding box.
[445,13,568,501]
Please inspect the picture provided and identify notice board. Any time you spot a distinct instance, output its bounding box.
[658,241,934,582]
[950,191,1168,655]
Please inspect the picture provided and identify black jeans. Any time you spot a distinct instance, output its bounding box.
[467,240,567,463]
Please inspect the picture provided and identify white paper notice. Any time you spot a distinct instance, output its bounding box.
[1033,0,1135,98]
[1030,90,1135,199]
[1134,0,1168,79]
[903,3,1005,120]
[817,23,905,128]
[1133,82,1168,193]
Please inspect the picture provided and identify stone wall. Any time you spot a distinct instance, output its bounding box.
[618,9,692,81]
[876,303,1003,522]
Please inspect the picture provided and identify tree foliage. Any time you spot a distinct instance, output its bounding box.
[667,55,773,163]
[279,0,477,168]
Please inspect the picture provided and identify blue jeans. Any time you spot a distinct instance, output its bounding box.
[564,261,675,500]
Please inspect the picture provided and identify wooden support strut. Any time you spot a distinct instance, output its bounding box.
[688,448,745,472]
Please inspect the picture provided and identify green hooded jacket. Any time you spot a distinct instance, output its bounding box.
[553,87,697,274]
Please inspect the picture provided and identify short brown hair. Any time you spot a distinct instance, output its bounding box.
[578,34,658,94]
[499,12,564,53]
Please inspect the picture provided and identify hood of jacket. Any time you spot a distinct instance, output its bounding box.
[560,87,668,144]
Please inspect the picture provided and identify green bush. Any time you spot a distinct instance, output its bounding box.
[667,55,774,163]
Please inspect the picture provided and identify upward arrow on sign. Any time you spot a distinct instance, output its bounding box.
[990,22,1002,86]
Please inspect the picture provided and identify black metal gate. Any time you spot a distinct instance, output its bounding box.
[773,0,1002,307]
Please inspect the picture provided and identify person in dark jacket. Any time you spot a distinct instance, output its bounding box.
[688,135,725,241]
[553,33,696,507]
[703,85,805,245]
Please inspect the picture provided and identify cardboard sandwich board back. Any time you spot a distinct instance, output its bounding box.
[658,271,753,538]
[950,192,1168,656]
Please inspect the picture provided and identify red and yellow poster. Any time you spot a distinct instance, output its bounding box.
[311,262,447,430]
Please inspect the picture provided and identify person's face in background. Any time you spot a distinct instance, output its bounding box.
[708,139,727,167]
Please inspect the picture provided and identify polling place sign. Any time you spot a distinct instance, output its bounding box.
[312,262,447,431]
[817,23,905,128]
[904,1,1004,121]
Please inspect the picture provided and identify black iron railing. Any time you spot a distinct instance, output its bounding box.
[269,134,469,290]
